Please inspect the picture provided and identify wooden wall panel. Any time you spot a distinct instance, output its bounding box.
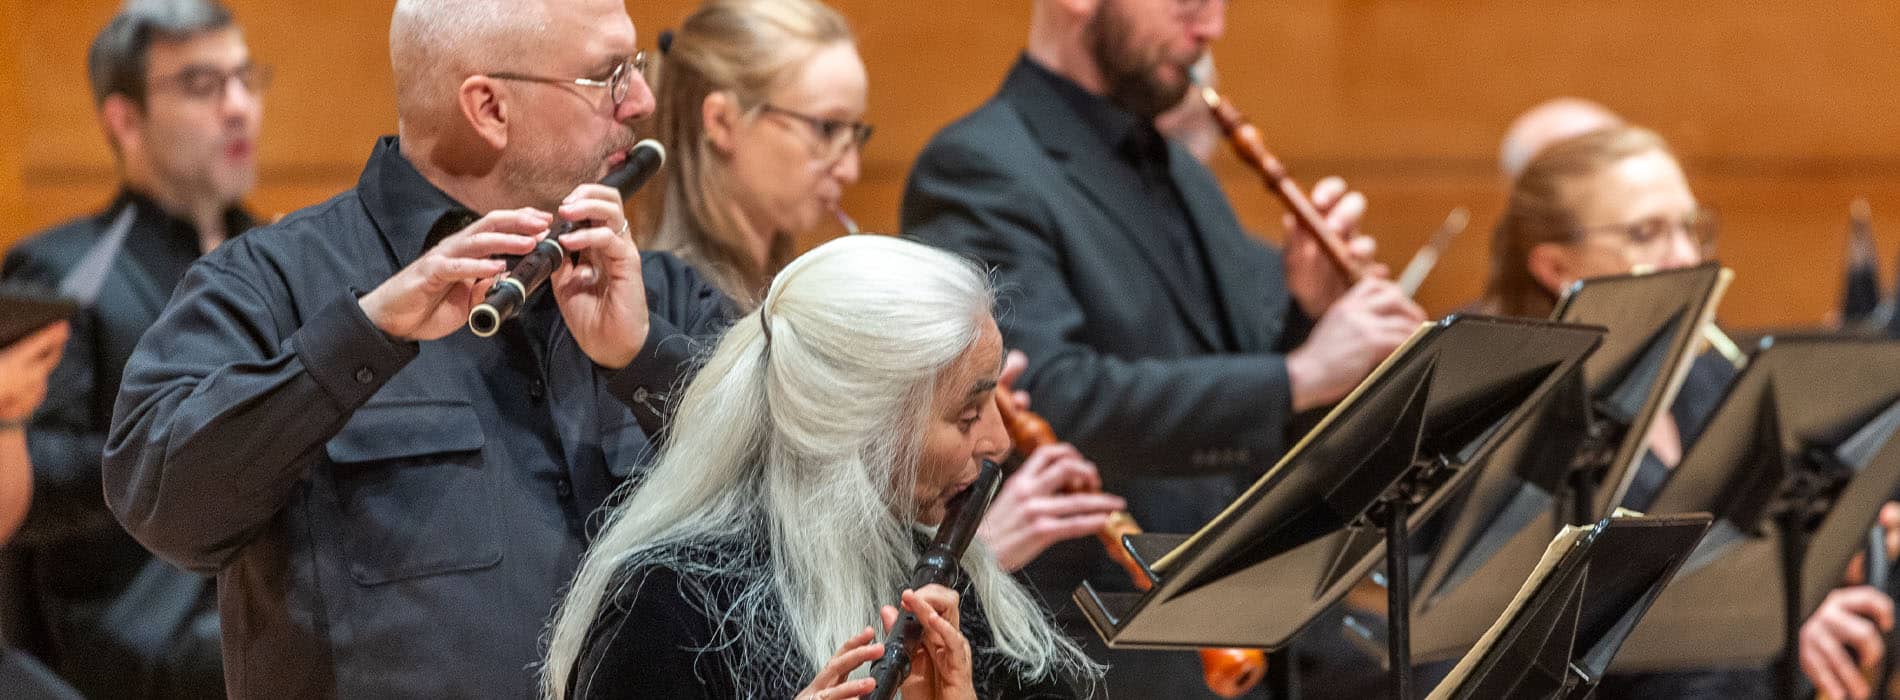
[8,2,1900,330]
[0,0,25,241]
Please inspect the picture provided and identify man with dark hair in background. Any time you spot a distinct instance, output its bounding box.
[0,1,263,696]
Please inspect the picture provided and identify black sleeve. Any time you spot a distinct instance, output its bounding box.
[569,566,728,700]
[961,577,1084,700]
[983,660,1083,700]
[1,246,114,546]
[601,252,734,440]
[102,254,418,574]
[903,135,1295,480]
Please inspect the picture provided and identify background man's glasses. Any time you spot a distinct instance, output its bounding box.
[150,63,272,101]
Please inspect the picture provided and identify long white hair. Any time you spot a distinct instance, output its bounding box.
[542,235,1095,697]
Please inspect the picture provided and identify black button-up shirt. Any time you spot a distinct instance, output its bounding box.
[1021,58,1236,351]
[102,137,732,697]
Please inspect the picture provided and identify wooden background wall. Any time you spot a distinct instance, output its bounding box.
[6,1,1900,329]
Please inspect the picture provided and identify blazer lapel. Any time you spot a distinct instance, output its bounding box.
[1172,146,1281,352]
[114,251,171,321]
[1000,61,1224,349]
[93,202,173,320]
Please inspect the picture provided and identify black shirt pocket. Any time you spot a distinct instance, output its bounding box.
[325,398,502,585]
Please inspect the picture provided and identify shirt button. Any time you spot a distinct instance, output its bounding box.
[555,479,573,498]
[353,367,375,384]
[530,379,547,401]
[632,387,649,403]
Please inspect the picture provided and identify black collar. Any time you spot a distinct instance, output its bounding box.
[1006,55,1162,163]
[110,187,256,254]
[356,136,477,266]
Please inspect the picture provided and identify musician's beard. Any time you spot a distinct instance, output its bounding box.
[1088,0,1194,121]
[502,132,637,210]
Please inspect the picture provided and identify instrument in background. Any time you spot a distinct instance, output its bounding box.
[1841,198,1889,330]
[468,139,667,337]
[868,459,1004,700]
[834,208,862,236]
[1199,84,1366,283]
[1628,260,1747,369]
[1699,324,1747,369]
[992,388,1267,698]
[1396,207,1470,297]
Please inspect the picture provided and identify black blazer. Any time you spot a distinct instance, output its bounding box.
[903,58,1307,541]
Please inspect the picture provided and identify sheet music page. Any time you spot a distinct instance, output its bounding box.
[1425,523,1590,699]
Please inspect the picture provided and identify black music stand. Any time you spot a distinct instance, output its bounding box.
[1606,336,1900,699]
[1399,265,1729,663]
[1558,263,1733,519]
[1072,315,1604,700]
[1424,514,1712,700]
[0,281,76,349]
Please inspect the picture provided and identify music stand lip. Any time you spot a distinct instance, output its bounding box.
[1072,316,1606,678]
[1551,262,1731,519]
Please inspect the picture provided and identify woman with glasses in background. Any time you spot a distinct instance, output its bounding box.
[637,0,874,308]
[1479,125,1896,700]
[1480,125,1714,320]
[1479,125,1721,516]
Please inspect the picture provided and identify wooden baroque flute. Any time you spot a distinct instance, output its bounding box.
[867,459,1004,700]
[992,387,1266,698]
[1199,84,1365,283]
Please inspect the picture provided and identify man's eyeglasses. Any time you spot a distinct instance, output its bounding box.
[149,63,272,101]
[1575,206,1719,257]
[486,51,648,106]
[758,103,874,162]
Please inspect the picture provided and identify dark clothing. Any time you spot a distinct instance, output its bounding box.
[1600,352,1771,698]
[0,648,83,700]
[570,535,1079,699]
[1594,666,1773,700]
[1620,352,1739,513]
[2,189,251,698]
[101,137,732,697]
[903,55,1307,698]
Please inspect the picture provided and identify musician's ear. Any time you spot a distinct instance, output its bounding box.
[458,75,510,151]
[1526,242,1577,298]
[99,93,143,158]
[703,91,741,156]
[1053,0,1099,16]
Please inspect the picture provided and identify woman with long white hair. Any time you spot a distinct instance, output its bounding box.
[543,235,1098,698]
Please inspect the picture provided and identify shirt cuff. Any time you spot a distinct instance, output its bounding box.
[602,314,696,430]
[295,292,419,408]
